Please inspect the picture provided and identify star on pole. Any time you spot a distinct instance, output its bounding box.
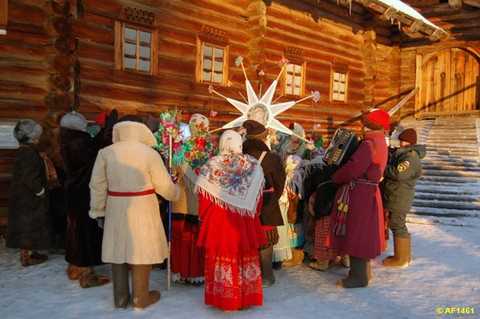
[208,56,320,139]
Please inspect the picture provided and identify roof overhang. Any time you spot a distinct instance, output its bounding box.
[343,0,449,41]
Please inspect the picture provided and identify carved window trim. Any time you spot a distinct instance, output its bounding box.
[0,0,7,35]
[195,26,230,86]
[330,64,349,103]
[114,21,158,75]
[123,7,156,27]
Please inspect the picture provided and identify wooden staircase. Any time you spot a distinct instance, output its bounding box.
[399,117,480,225]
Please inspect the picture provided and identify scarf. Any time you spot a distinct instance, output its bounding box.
[195,153,264,216]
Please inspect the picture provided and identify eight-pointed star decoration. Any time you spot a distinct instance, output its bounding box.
[208,56,320,138]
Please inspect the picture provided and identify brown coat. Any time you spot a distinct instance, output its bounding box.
[243,138,285,226]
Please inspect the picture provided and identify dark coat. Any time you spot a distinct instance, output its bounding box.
[60,128,103,267]
[382,145,425,213]
[7,146,50,250]
[330,131,388,259]
[243,138,286,226]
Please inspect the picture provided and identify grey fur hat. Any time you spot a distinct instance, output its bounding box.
[60,111,88,132]
[14,119,43,144]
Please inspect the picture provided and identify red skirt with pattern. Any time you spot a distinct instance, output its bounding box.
[171,218,204,280]
[204,252,262,311]
[198,194,265,311]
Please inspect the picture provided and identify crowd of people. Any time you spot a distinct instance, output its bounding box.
[6,108,424,311]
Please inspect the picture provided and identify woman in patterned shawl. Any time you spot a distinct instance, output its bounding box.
[196,130,266,311]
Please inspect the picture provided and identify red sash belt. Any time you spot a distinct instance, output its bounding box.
[108,189,155,197]
[263,187,274,193]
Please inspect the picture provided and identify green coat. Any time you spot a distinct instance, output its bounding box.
[381,145,426,212]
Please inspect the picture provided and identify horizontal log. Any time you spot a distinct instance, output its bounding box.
[263,43,365,74]
[0,65,48,77]
[77,40,113,63]
[0,101,48,120]
[81,0,123,19]
[266,28,364,65]
[9,2,47,28]
[0,79,48,94]
[0,41,50,61]
[81,11,114,28]
[2,29,51,46]
[267,16,362,53]
[72,21,114,46]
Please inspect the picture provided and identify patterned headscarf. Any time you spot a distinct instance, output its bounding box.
[219,129,242,155]
[189,113,209,137]
[195,130,264,216]
[14,119,43,144]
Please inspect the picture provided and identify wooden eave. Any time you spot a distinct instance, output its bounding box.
[271,0,448,45]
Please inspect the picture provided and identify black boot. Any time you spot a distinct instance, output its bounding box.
[337,256,369,288]
[260,246,275,287]
[112,263,130,308]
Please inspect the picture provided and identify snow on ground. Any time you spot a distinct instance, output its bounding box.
[1,221,479,319]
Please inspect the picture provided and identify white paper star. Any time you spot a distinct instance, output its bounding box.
[209,57,320,138]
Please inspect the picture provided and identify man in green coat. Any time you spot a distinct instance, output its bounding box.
[382,128,425,268]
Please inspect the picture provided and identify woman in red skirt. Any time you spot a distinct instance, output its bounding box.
[197,130,266,311]
[171,114,214,285]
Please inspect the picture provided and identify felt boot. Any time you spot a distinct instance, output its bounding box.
[132,265,160,309]
[382,236,411,268]
[309,260,330,271]
[260,246,275,287]
[336,256,369,288]
[282,249,304,268]
[112,263,130,308]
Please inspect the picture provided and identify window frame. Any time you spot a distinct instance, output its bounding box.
[283,61,306,97]
[196,37,229,86]
[330,68,349,103]
[114,21,158,75]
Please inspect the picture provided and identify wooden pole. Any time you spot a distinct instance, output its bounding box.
[167,133,173,290]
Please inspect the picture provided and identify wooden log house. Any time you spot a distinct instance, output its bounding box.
[0,0,479,226]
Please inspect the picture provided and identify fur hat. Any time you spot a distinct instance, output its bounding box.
[362,109,390,131]
[14,119,43,144]
[243,120,266,138]
[60,111,88,132]
[398,128,417,145]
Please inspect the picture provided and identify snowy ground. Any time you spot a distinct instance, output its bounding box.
[1,221,479,319]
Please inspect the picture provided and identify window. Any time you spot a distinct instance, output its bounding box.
[198,42,228,84]
[123,26,152,72]
[115,22,157,74]
[331,71,348,102]
[284,63,305,96]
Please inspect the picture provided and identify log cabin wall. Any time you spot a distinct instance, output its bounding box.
[73,0,251,128]
[263,1,367,136]
[0,0,57,229]
[0,0,55,120]
[72,0,402,136]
